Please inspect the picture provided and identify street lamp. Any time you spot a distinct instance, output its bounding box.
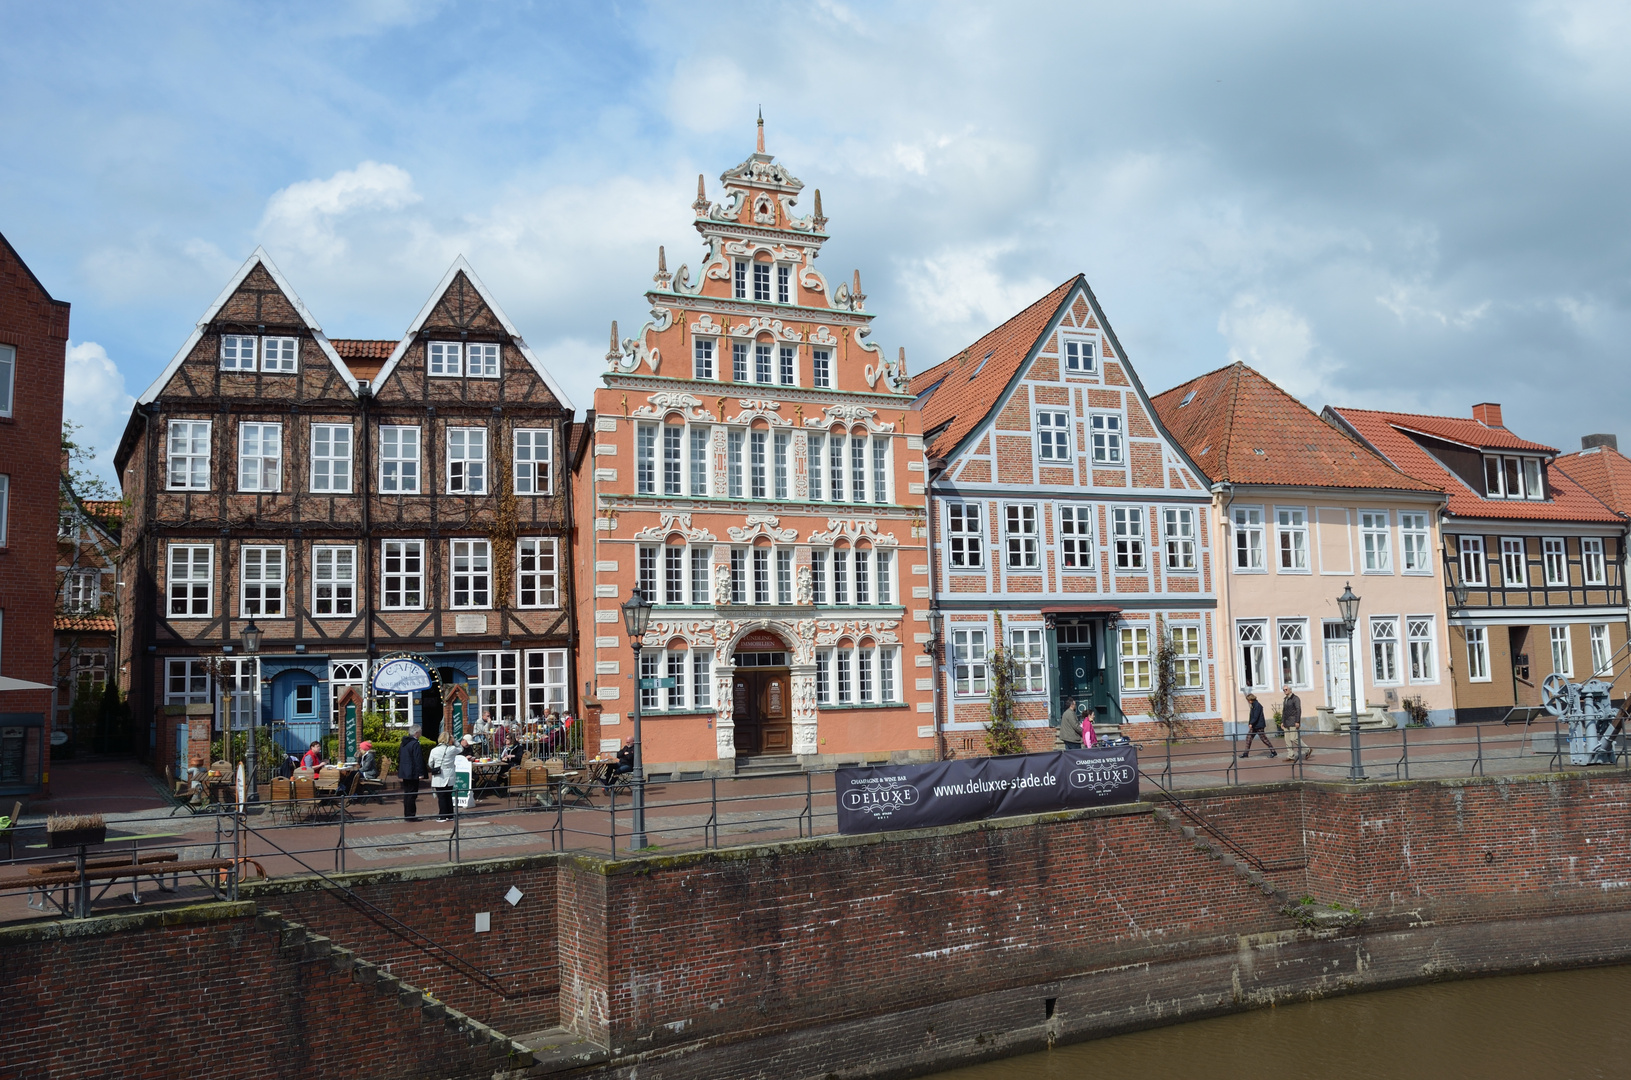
[621,591,653,850]
[924,609,944,760]
[1451,575,1470,612]
[1336,584,1364,781]
[240,619,262,803]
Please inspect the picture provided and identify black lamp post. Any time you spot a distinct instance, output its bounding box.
[621,591,653,849]
[1336,584,1364,781]
[1452,576,1470,612]
[924,609,944,760]
[240,619,262,802]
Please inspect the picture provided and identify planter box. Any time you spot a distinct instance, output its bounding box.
[48,826,106,849]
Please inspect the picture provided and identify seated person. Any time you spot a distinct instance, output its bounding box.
[601,738,635,792]
[276,753,299,779]
[299,741,324,772]
[344,741,380,796]
[184,756,208,803]
[500,739,525,770]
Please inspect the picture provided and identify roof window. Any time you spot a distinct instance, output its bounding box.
[970,352,993,380]
[1483,455,1545,500]
[1179,390,1197,408]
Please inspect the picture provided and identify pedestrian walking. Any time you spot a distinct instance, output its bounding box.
[428,731,459,821]
[398,725,428,822]
[1282,686,1309,762]
[1059,697,1083,750]
[1240,693,1277,758]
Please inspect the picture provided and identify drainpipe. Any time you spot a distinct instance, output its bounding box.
[926,458,946,760]
[359,379,375,676]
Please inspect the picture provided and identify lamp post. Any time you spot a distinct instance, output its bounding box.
[621,592,653,850]
[1452,576,1470,613]
[1336,584,1364,781]
[240,619,262,802]
[924,609,944,760]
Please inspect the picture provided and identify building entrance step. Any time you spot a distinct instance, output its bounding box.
[735,754,802,775]
[511,1027,609,1074]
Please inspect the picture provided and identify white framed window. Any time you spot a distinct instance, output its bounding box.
[1465,626,1490,682]
[774,264,791,305]
[832,548,849,605]
[447,427,487,494]
[852,437,867,502]
[1360,511,1391,573]
[947,502,983,568]
[876,549,894,605]
[1119,626,1152,691]
[1234,507,1265,571]
[1237,621,1269,692]
[777,549,793,605]
[0,474,7,546]
[428,341,462,377]
[753,262,772,302]
[466,343,499,378]
[1005,504,1039,568]
[750,430,768,498]
[261,336,298,373]
[517,538,558,608]
[1484,455,1545,500]
[1172,625,1203,689]
[836,648,854,703]
[1401,512,1431,573]
[879,646,898,702]
[381,540,423,609]
[220,335,257,371]
[689,427,710,497]
[636,423,657,494]
[664,650,688,710]
[1090,413,1122,464]
[1543,538,1567,586]
[514,429,552,494]
[1037,410,1071,461]
[1112,506,1144,570]
[779,345,796,386]
[727,431,744,498]
[774,432,790,500]
[166,658,212,704]
[450,539,491,608]
[637,546,657,602]
[952,628,988,696]
[810,550,828,605]
[167,544,213,617]
[812,348,832,389]
[690,548,711,605]
[64,569,99,613]
[664,425,684,496]
[294,683,317,718]
[1501,537,1527,587]
[525,650,568,716]
[733,260,748,300]
[732,341,748,381]
[380,426,421,493]
[693,651,713,708]
[1459,535,1485,586]
[638,651,660,710]
[1550,625,1573,678]
[730,548,747,604]
[857,645,875,703]
[240,545,285,617]
[815,651,831,703]
[754,342,773,384]
[329,661,365,725]
[238,422,282,492]
[1164,508,1196,571]
[693,338,716,380]
[0,344,12,416]
[1408,617,1437,681]
[752,547,771,605]
[1060,505,1094,569]
[479,651,520,722]
[1591,624,1613,676]
[1063,336,1096,373]
[872,436,889,504]
[854,549,871,604]
[828,433,846,503]
[310,424,352,493]
[1277,620,1308,689]
[1583,538,1607,585]
[1370,617,1399,684]
[1276,508,1308,571]
[167,420,212,491]
[313,545,355,616]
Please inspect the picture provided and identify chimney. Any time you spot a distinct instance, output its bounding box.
[1583,433,1619,452]
[1472,402,1504,428]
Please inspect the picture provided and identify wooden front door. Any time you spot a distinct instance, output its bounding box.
[732,669,792,755]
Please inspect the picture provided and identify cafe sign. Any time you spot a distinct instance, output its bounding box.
[373,658,432,694]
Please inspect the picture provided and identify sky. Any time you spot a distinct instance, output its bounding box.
[5,0,1631,485]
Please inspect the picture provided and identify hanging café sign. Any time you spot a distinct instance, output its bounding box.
[372,657,434,694]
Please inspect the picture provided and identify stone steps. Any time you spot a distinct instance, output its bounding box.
[1150,806,1292,908]
[507,1026,612,1075]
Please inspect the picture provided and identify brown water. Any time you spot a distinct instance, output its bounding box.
[932,965,1631,1080]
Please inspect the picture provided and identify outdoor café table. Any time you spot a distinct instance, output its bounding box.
[470,760,507,796]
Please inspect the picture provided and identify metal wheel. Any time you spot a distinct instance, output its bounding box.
[1542,673,1572,717]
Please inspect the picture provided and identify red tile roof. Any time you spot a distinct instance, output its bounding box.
[1151,363,1440,492]
[1554,444,1631,517]
[1330,407,1622,523]
[329,338,396,382]
[1379,412,1556,453]
[82,499,124,522]
[56,614,115,633]
[911,278,1078,458]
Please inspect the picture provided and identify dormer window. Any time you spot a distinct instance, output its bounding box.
[1483,455,1545,500]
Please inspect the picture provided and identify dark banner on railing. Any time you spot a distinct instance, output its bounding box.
[834,747,1140,835]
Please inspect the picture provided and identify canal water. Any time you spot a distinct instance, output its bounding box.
[932,964,1631,1080]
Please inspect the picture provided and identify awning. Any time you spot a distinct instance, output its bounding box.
[0,675,54,691]
[1038,605,1123,617]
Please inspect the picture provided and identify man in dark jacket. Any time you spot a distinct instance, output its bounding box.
[398,725,429,822]
[1058,698,1083,750]
[1241,693,1276,758]
[1282,687,1309,763]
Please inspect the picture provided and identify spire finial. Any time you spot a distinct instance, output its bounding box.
[658,246,667,273]
[692,173,708,214]
[756,107,765,154]
[898,346,908,376]
[653,245,672,289]
[851,269,866,311]
[606,320,620,361]
[813,188,827,230]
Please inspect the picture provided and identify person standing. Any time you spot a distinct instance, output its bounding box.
[1282,686,1308,763]
[1241,694,1277,758]
[398,725,428,822]
[428,731,458,821]
[1058,697,1083,750]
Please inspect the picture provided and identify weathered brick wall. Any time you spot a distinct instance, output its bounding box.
[0,904,507,1080]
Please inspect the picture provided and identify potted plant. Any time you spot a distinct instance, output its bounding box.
[47,813,106,848]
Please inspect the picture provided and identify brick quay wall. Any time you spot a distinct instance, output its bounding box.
[9,772,1631,1079]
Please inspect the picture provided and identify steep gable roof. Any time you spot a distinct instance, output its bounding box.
[1330,407,1620,523]
[1151,362,1439,492]
[370,257,575,411]
[135,247,358,404]
[1555,444,1631,517]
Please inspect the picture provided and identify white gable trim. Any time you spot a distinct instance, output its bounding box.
[135,247,358,404]
[371,256,576,412]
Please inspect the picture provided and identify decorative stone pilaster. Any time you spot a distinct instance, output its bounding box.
[714,663,736,758]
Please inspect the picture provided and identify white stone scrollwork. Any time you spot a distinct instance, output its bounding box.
[721,155,804,190]
[806,518,901,547]
[713,571,732,608]
[641,620,720,650]
[631,392,713,423]
[803,403,894,433]
[705,189,746,222]
[809,325,837,347]
[689,313,728,337]
[712,620,742,664]
[729,514,799,543]
[728,315,804,342]
[792,430,809,500]
[620,335,661,376]
[779,194,814,233]
[795,566,813,606]
[631,512,717,543]
[801,265,827,296]
[727,399,792,427]
[673,264,693,293]
[814,619,901,648]
[702,236,732,281]
[753,194,777,225]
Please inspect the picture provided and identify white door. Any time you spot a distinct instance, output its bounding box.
[1324,627,1352,713]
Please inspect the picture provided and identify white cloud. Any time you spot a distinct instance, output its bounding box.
[899,242,1056,337]
[1218,294,1338,401]
[63,341,135,486]
[258,161,420,263]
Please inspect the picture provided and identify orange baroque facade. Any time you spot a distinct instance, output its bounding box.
[573,124,932,774]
